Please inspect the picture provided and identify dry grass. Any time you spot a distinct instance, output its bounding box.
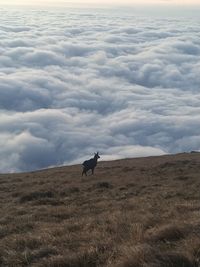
[1,152,200,266]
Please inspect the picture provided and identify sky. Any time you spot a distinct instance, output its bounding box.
[0,4,200,173]
[1,0,200,6]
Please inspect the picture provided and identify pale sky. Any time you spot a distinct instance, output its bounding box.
[1,0,200,6]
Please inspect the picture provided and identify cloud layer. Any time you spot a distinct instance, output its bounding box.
[0,7,200,172]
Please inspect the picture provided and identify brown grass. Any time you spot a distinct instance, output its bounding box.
[1,152,200,266]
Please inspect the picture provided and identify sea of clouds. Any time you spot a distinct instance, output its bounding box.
[0,6,200,172]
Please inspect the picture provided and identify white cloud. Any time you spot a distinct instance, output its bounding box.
[0,7,200,172]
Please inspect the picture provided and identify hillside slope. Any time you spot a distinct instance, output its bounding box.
[1,153,200,266]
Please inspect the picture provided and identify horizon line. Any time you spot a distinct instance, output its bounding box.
[1,2,200,8]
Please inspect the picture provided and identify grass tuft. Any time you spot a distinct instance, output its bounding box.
[145,224,186,243]
[19,191,55,203]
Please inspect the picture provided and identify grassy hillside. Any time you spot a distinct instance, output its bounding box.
[1,153,200,266]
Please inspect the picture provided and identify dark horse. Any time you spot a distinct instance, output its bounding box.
[82,152,100,176]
